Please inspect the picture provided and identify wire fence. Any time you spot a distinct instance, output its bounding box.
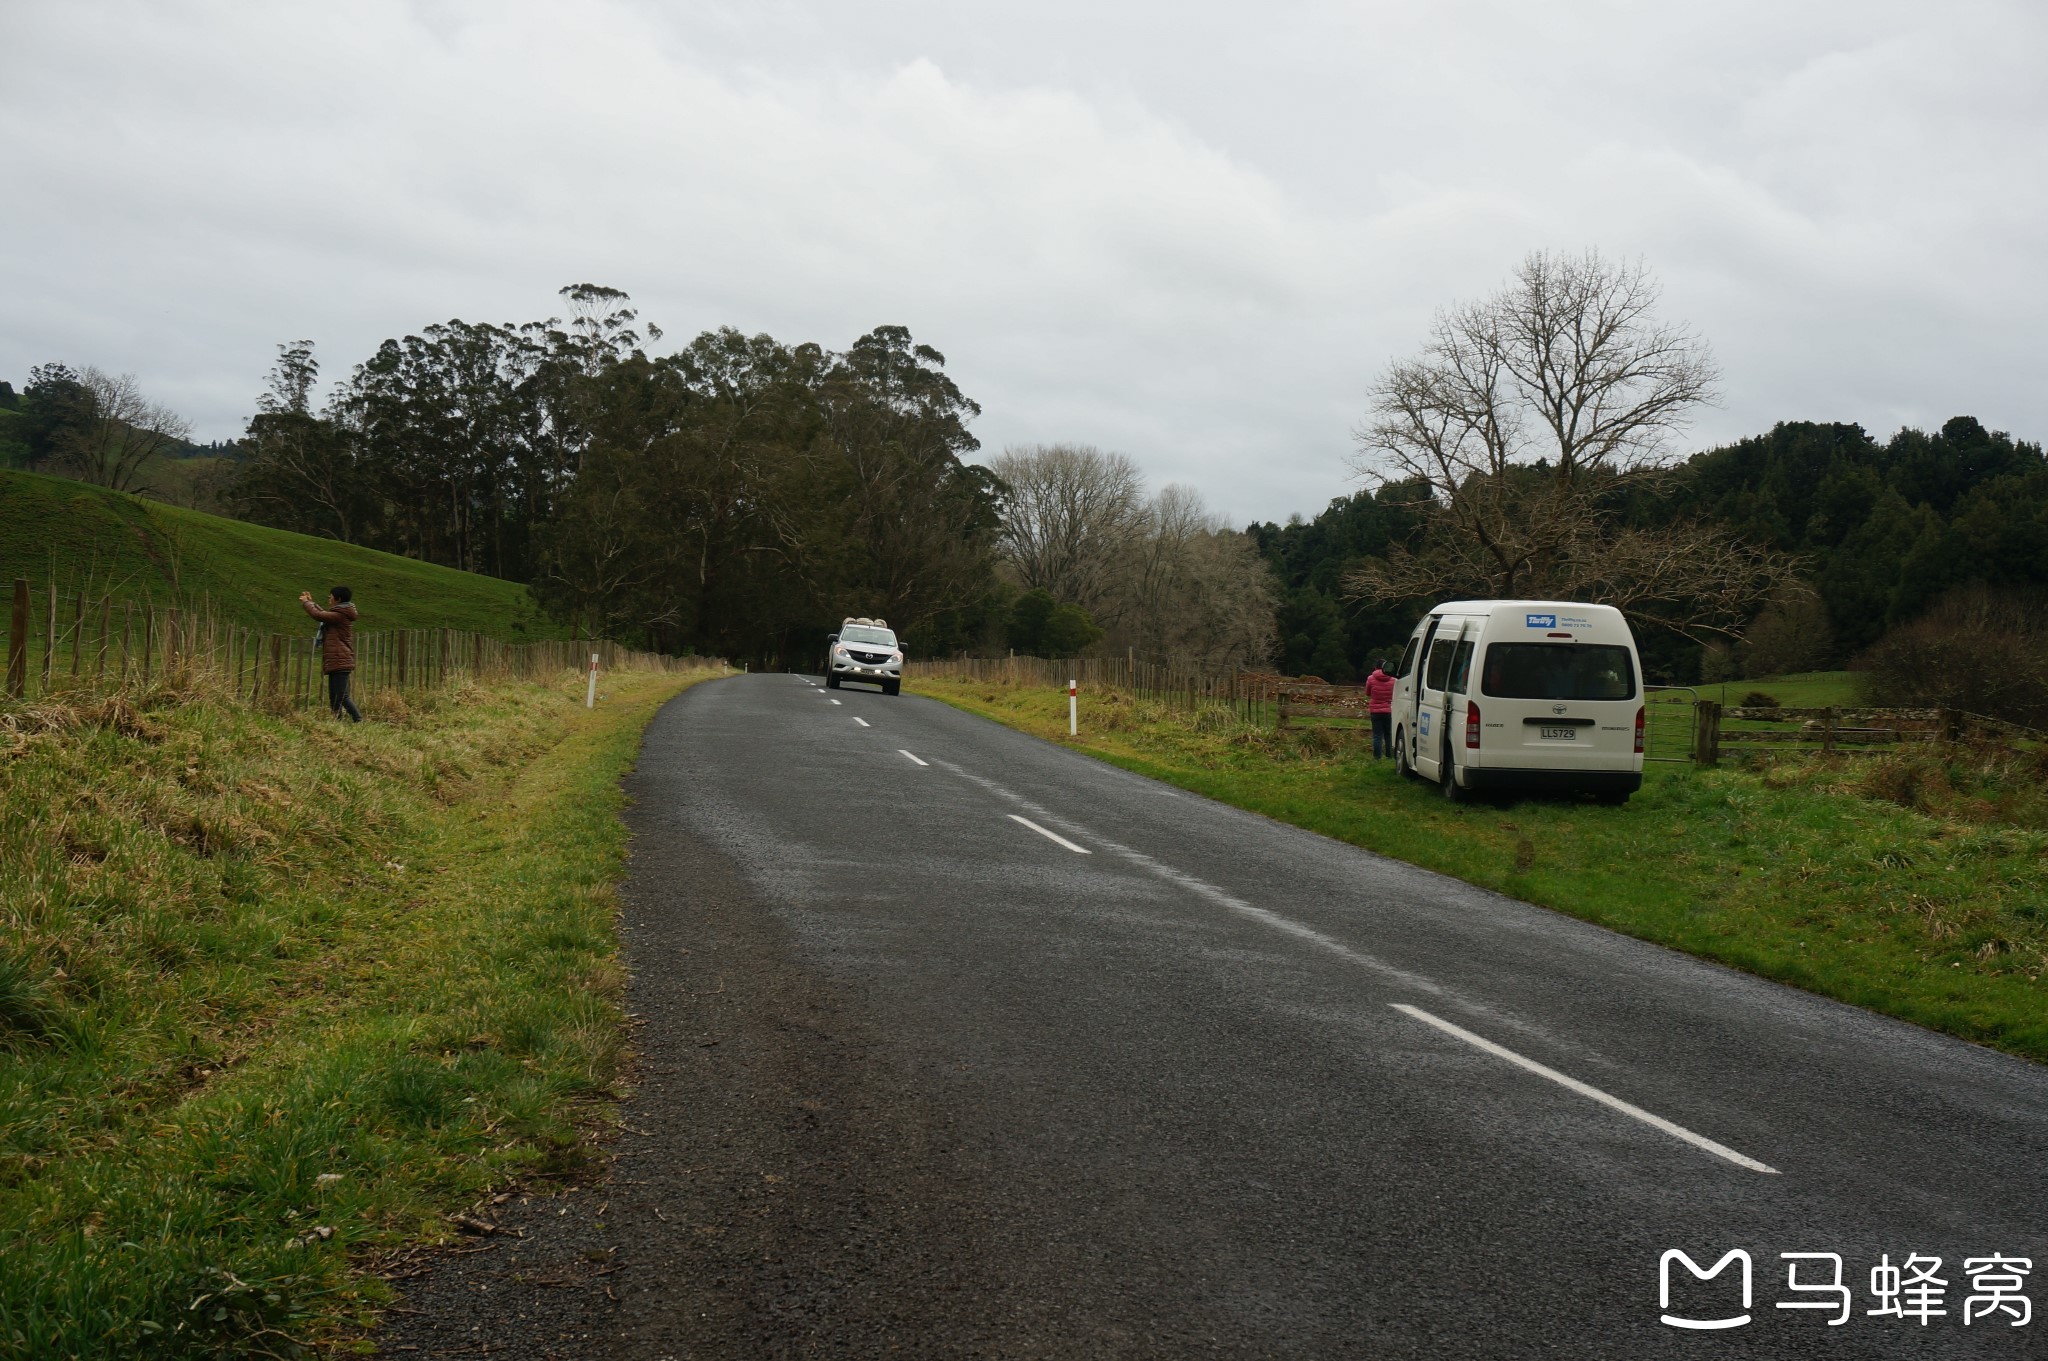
[3,576,714,709]
[910,657,2043,764]
[904,653,1293,726]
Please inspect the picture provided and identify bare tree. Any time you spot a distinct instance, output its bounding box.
[57,367,192,494]
[1346,249,1793,638]
[989,444,1147,622]
[1108,484,1278,669]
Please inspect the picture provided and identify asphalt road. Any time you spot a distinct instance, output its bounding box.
[383,674,2048,1359]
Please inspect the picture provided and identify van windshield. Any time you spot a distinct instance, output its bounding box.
[840,626,897,648]
[1481,643,1636,701]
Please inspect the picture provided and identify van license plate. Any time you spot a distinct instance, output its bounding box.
[1539,726,1577,740]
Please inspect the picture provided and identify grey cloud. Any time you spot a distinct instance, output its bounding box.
[3,0,2043,525]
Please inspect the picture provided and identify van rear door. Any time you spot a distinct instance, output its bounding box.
[1476,638,1639,770]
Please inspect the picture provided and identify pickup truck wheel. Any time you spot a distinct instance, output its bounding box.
[883,680,900,696]
[825,674,840,689]
[1440,744,1468,803]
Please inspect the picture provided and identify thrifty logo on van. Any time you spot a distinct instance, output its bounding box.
[1525,613,1557,628]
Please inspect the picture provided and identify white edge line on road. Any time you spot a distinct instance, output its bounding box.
[899,749,928,766]
[1389,1004,1779,1175]
[853,717,870,727]
[1008,814,1091,855]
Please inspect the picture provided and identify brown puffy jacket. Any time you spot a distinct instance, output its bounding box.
[301,600,359,673]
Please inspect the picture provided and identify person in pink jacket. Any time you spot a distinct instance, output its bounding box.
[1365,659,1396,760]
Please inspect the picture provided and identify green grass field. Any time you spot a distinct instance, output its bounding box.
[911,675,2048,1066]
[0,666,714,1356]
[1679,670,1868,708]
[0,468,563,640]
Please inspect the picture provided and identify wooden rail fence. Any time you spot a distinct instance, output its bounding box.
[2,576,714,710]
[1686,702,2039,765]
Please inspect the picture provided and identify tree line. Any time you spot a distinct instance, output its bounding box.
[1254,251,2046,686]
[1256,414,2046,684]
[10,261,2040,686]
[3,286,1284,668]
[221,287,1013,663]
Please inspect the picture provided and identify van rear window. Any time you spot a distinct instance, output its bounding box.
[1481,644,1636,701]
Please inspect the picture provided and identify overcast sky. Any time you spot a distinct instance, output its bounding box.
[4,1,2044,524]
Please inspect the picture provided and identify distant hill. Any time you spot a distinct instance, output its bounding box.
[0,468,565,640]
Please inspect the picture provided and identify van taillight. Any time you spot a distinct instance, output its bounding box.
[1634,706,1645,754]
[1465,701,1481,749]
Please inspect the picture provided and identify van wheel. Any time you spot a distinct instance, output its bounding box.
[1394,728,1414,780]
[1595,790,1630,806]
[1440,745,1467,803]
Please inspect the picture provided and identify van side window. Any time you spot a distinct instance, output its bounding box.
[1395,638,1419,679]
[1447,641,1475,695]
[1423,639,1456,690]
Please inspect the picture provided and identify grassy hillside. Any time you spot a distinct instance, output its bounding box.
[0,468,563,640]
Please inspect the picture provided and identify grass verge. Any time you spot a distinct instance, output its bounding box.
[0,666,715,1357]
[910,676,2048,1065]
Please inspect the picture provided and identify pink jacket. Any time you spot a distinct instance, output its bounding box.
[1365,669,1395,714]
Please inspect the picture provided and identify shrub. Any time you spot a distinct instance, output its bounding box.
[1858,584,2048,729]
[1741,691,1780,709]
[1738,583,1834,678]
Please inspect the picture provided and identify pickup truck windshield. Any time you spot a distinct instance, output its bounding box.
[840,626,897,648]
[1481,643,1635,701]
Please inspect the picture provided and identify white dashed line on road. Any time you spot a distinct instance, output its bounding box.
[1389,1004,1780,1175]
[1007,814,1091,855]
[899,750,928,766]
[853,717,870,727]
[830,698,842,705]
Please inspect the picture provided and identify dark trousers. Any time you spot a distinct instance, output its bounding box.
[1371,711,1392,759]
[327,669,363,722]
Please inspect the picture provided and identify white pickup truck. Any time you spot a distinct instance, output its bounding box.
[826,617,903,695]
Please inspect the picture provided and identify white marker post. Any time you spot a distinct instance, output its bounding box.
[1069,677,1078,736]
[585,651,600,708]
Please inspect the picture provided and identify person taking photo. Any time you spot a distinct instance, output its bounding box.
[300,586,362,722]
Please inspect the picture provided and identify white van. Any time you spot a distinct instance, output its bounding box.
[1389,600,1644,804]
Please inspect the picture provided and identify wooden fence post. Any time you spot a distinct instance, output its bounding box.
[42,586,57,693]
[6,579,26,698]
[1821,706,1836,754]
[1693,699,1720,766]
[69,590,84,677]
